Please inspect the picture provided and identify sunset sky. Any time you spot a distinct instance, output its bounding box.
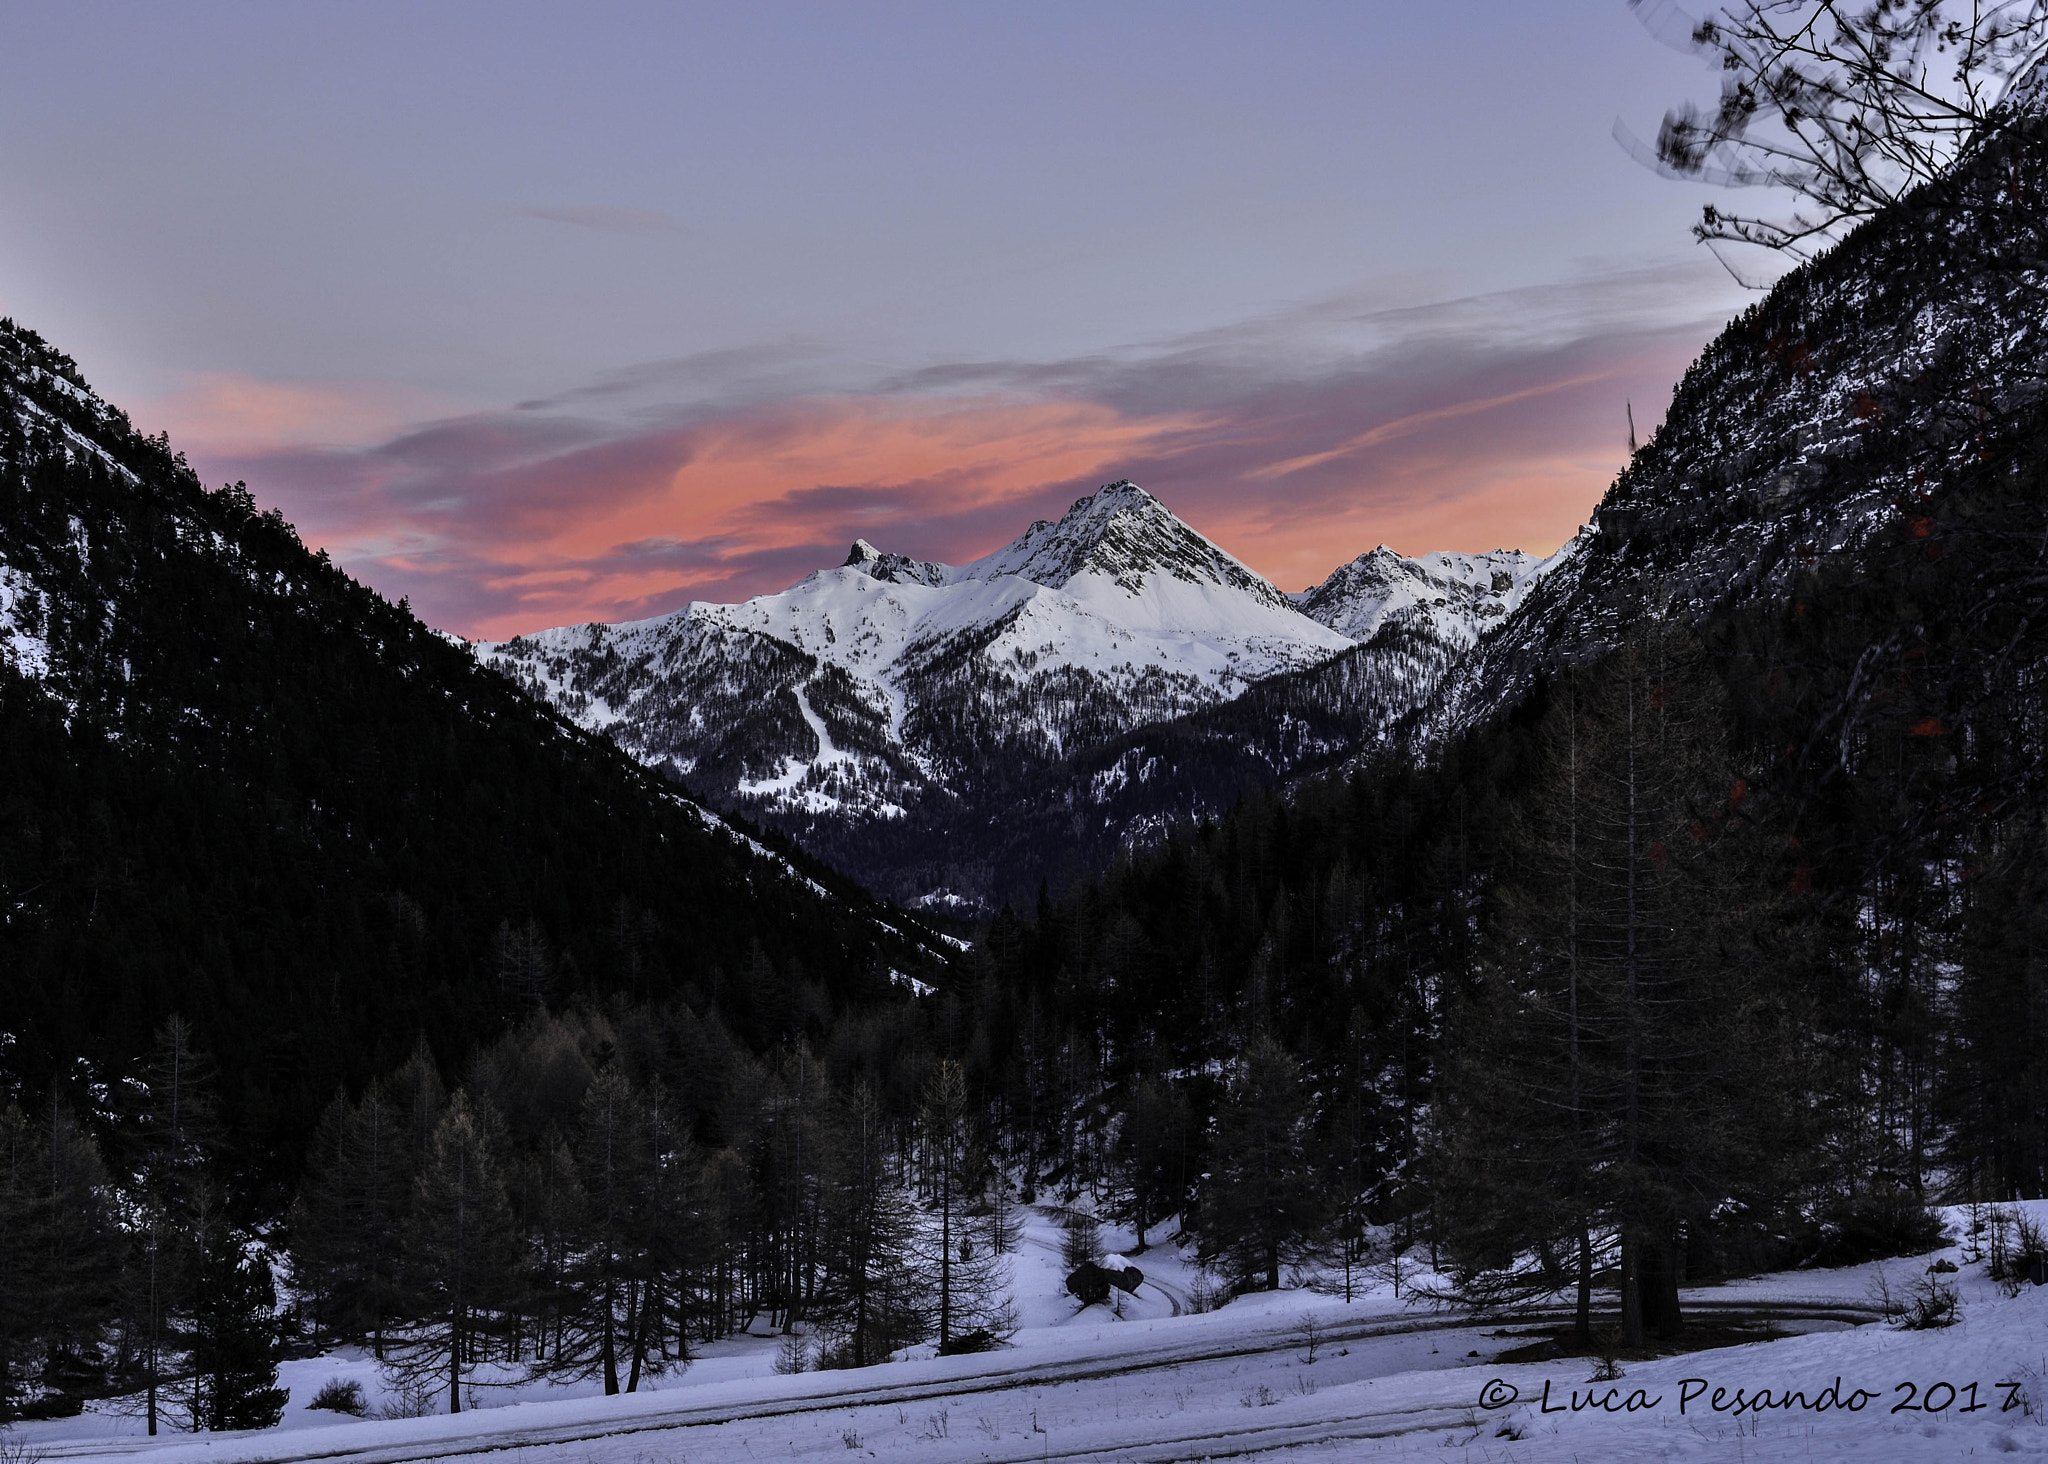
[0,2,1774,639]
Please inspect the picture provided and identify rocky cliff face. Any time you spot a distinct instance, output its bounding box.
[1416,112,2048,749]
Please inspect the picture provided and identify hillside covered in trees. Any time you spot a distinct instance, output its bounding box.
[0,315,947,1193]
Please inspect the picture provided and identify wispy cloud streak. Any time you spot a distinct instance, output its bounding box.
[523,205,684,236]
[167,263,1743,639]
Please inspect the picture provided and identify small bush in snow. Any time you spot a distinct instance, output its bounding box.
[376,1380,438,1419]
[1901,1273,1961,1330]
[308,1378,366,1415]
[773,1332,809,1375]
[1187,1271,1229,1314]
[1294,1311,1326,1363]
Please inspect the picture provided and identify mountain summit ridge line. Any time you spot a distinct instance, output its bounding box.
[475,480,1555,910]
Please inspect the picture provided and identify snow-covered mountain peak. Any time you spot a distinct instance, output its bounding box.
[1294,545,1553,646]
[842,538,948,587]
[475,476,1542,909]
[961,480,1295,610]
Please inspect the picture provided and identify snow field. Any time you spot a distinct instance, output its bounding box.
[21,1203,2048,1462]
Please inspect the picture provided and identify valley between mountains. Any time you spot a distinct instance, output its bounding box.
[12,40,2048,1464]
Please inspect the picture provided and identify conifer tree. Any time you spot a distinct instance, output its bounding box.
[1198,1034,1323,1292]
[387,1093,521,1413]
[1445,628,1800,1347]
[1320,1009,1390,1305]
[0,1101,118,1421]
[1060,1209,1103,1271]
[132,1015,221,1213]
[187,1222,286,1431]
[286,1093,353,1339]
[914,1061,1008,1347]
[622,1083,692,1391]
[0,1104,46,1423]
[814,1086,920,1367]
[553,1069,656,1395]
[128,1015,224,1436]
[1109,1073,1193,1251]
[507,1129,584,1368]
[389,1040,448,1168]
[290,1082,412,1353]
[753,1057,826,1341]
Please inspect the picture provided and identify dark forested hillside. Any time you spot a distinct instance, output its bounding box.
[0,319,945,1193]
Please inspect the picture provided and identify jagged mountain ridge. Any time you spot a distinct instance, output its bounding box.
[0,316,947,1172]
[1293,546,1549,645]
[479,483,1552,909]
[492,97,2048,915]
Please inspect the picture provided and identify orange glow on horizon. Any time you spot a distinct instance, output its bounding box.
[165,345,1685,640]
[544,395,1216,565]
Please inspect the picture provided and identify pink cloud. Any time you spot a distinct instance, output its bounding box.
[138,372,450,454]
[177,281,1729,639]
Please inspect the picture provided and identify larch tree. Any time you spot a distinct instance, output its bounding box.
[556,1068,652,1396]
[128,1015,223,1436]
[1198,1033,1325,1293]
[814,1085,920,1368]
[290,1081,413,1354]
[1109,1072,1193,1253]
[1446,626,1803,1348]
[388,1093,521,1414]
[915,1060,1008,1348]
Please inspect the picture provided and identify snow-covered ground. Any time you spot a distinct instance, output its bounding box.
[19,1202,2048,1462]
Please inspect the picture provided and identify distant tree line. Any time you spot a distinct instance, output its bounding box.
[287,1006,1022,1412]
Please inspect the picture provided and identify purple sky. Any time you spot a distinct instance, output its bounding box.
[0,2,1775,637]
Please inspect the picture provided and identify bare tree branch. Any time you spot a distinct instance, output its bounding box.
[1621,0,2048,277]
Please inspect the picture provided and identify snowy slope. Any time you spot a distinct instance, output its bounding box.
[0,552,52,678]
[1417,118,2048,746]
[1294,545,1553,646]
